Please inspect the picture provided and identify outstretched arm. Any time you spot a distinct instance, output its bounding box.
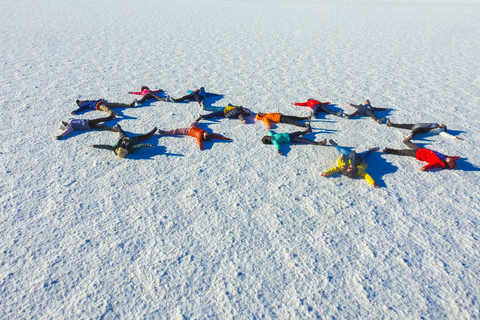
[347,102,361,109]
[420,163,443,171]
[128,91,142,95]
[209,133,232,141]
[196,138,205,150]
[322,166,342,177]
[90,144,115,151]
[131,143,155,152]
[358,172,378,188]
[292,102,308,106]
[71,105,88,115]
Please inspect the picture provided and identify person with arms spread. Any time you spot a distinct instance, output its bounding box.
[382,137,460,171]
[321,140,379,188]
[56,114,117,140]
[292,98,343,118]
[91,125,157,158]
[158,120,231,150]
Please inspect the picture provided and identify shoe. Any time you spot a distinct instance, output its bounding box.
[329,139,337,146]
[318,139,327,146]
[134,99,140,106]
[386,119,392,126]
[368,147,379,152]
[113,124,121,131]
[336,110,344,117]
[157,129,165,135]
[376,118,385,124]
[128,102,135,107]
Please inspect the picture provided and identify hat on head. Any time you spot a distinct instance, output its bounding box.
[115,147,128,158]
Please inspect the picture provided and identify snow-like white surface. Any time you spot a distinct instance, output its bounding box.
[1,0,480,318]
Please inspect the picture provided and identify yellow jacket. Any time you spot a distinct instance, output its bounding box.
[324,157,376,186]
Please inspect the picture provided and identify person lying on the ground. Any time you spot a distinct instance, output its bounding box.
[196,104,251,124]
[90,125,156,158]
[382,137,460,171]
[321,140,379,188]
[128,86,167,105]
[255,112,311,129]
[344,99,388,124]
[292,98,343,118]
[386,120,462,140]
[158,120,231,150]
[261,125,326,155]
[72,99,135,116]
[56,114,116,140]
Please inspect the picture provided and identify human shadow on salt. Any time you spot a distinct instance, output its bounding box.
[453,158,480,172]
[365,152,398,188]
[126,135,184,160]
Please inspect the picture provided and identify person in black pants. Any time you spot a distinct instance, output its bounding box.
[344,99,388,124]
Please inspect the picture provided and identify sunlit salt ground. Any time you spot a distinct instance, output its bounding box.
[1,0,479,318]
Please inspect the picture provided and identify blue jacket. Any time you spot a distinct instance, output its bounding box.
[72,99,103,114]
[269,131,291,151]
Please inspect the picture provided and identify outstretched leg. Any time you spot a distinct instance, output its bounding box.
[103,102,134,108]
[136,128,157,141]
[365,109,379,121]
[171,93,195,102]
[382,148,417,157]
[280,115,308,127]
[290,137,321,145]
[403,139,422,151]
[88,115,115,127]
[410,127,432,138]
[387,122,414,129]
[201,111,225,120]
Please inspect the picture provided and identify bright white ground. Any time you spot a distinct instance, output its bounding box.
[1,0,480,318]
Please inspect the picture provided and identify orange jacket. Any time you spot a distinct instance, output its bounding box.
[188,126,207,149]
[255,113,282,128]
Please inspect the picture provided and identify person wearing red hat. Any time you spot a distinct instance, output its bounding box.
[383,137,460,171]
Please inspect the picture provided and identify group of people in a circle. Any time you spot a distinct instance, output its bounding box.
[57,86,463,188]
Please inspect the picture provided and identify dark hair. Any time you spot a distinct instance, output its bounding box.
[76,100,81,106]
[141,86,149,91]
[203,133,211,141]
[343,166,358,178]
[261,136,272,144]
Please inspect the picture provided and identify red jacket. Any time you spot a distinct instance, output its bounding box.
[416,149,447,171]
[293,100,330,109]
